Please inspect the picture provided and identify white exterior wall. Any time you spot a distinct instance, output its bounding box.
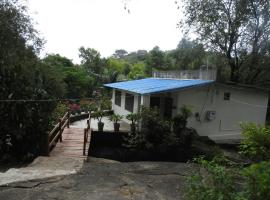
[111,89,140,123]
[176,84,268,143]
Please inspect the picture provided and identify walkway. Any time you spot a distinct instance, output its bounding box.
[50,127,90,159]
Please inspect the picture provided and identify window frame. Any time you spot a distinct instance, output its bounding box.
[125,93,134,112]
[115,90,122,106]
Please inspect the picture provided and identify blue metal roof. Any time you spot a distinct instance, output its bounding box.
[104,78,214,94]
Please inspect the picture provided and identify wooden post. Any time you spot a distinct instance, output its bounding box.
[83,128,87,156]
[67,110,70,128]
[59,118,63,142]
[87,119,90,129]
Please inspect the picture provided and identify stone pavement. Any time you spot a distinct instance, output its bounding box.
[0,158,193,200]
[0,156,84,186]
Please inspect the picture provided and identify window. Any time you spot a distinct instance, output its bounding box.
[125,93,134,112]
[115,90,121,106]
[224,92,231,100]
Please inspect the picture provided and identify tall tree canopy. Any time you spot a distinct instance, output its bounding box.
[42,54,94,99]
[42,54,74,68]
[113,49,128,59]
[0,0,64,160]
[182,0,270,84]
[172,38,205,70]
[79,47,105,76]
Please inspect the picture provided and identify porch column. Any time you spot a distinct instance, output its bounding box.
[140,94,150,108]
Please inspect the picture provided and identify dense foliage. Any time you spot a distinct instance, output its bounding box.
[182,0,270,85]
[186,157,239,200]
[239,123,270,161]
[186,157,270,200]
[186,124,270,200]
[0,0,64,161]
[123,106,194,152]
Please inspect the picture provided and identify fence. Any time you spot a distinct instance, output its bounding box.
[152,69,217,80]
[42,111,70,156]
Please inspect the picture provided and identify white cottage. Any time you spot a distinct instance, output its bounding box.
[104,78,269,143]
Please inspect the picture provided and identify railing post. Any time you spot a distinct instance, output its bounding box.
[83,128,87,156]
[87,119,90,129]
[59,118,63,142]
[67,110,70,128]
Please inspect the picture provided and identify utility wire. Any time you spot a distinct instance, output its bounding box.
[0,98,97,102]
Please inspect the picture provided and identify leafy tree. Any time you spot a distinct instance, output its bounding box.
[79,46,105,76]
[182,0,270,84]
[42,54,74,68]
[0,0,64,161]
[63,67,94,98]
[128,62,146,79]
[113,49,128,59]
[172,38,206,70]
[42,54,94,98]
[123,50,148,63]
[105,58,126,74]
[146,46,165,73]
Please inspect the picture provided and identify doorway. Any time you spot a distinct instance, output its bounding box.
[164,97,173,119]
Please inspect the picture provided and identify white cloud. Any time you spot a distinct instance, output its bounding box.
[27,0,184,63]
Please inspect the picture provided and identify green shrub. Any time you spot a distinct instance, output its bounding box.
[185,157,241,200]
[126,113,141,125]
[242,161,270,200]
[92,110,105,122]
[109,114,123,123]
[49,102,68,128]
[185,158,270,200]
[173,105,193,132]
[239,123,270,161]
[124,106,178,150]
[140,106,173,149]
[100,97,112,110]
[172,105,193,148]
[81,102,98,113]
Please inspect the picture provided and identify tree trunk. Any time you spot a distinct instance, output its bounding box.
[229,61,239,83]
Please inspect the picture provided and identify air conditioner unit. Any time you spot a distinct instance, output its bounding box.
[206,111,216,121]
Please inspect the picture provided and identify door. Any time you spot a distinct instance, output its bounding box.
[150,97,160,109]
[164,97,173,119]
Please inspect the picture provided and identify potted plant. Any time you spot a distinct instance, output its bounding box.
[109,114,123,132]
[93,110,105,132]
[126,113,141,133]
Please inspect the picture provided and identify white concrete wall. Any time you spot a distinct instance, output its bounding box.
[111,89,140,123]
[175,84,268,143]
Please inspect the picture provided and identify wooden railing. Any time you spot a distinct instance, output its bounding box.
[43,111,70,156]
[83,113,91,156]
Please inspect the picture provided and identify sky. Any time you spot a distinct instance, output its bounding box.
[27,0,184,63]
